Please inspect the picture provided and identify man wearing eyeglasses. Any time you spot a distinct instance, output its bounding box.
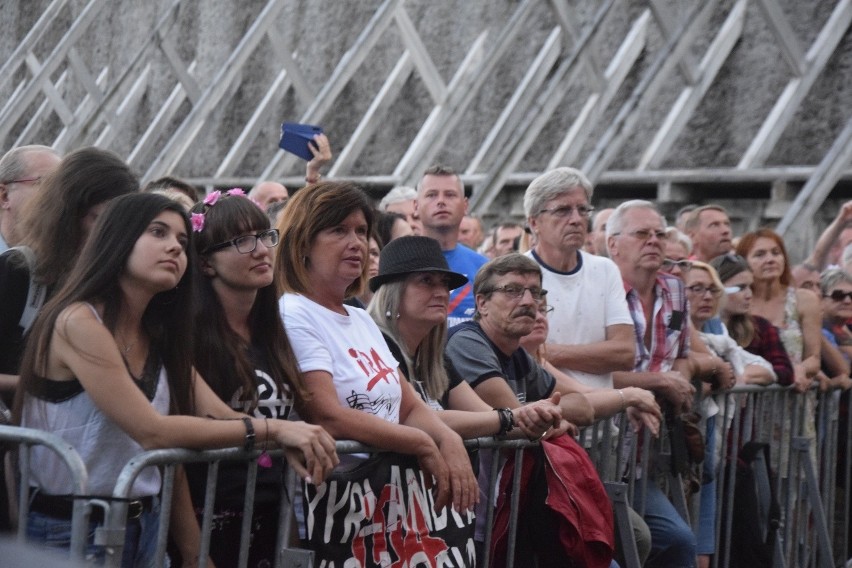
[445,253,607,566]
[523,168,636,391]
[607,199,699,568]
[0,145,61,253]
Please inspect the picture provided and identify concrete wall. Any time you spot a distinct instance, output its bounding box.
[2,0,850,256]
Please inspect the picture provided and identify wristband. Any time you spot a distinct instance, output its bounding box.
[495,408,515,436]
[242,417,255,452]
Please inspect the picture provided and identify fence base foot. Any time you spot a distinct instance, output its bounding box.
[280,548,314,568]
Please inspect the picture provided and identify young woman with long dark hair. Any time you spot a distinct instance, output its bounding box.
[14,192,337,566]
[188,189,312,566]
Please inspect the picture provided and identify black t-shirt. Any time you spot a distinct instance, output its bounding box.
[187,344,292,509]
[0,249,34,375]
[446,320,555,404]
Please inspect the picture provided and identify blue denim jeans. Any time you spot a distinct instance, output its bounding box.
[634,483,697,568]
[26,498,164,567]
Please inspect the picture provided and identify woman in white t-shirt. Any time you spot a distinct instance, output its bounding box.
[276,182,479,564]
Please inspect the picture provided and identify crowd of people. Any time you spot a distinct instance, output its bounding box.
[0,140,849,568]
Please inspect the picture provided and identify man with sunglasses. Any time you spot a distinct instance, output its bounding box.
[0,145,60,253]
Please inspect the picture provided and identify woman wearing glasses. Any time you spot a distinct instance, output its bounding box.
[660,227,694,281]
[685,261,775,568]
[188,189,315,566]
[816,269,852,388]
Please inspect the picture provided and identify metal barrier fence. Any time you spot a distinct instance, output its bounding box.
[579,382,852,568]
[0,424,89,558]
[1,382,849,567]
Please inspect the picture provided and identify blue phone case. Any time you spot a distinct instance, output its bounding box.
[279,122,323,160]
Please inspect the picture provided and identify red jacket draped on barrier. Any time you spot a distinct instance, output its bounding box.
[489,435,615,568]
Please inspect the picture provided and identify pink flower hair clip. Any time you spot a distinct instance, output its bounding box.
[192,187,252,232]
[191,213,205,232]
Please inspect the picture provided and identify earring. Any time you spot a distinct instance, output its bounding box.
[396,313,401,319]
[385,310,392,318]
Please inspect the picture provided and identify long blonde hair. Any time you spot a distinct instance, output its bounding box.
[367,280,450,401]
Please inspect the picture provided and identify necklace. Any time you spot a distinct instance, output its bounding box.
[116,332,136,355]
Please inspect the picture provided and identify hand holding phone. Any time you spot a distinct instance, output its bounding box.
[279,122,324,160]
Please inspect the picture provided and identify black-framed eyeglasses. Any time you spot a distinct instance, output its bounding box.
[661,258,693,271]
[205,229,279,254]
[2,176,42,185]
[485,284,547,301]
[686,284,723,298]
[825,290,852,302]
[612,228,666,242]
[538,304,555,315]
[537,205,594,219]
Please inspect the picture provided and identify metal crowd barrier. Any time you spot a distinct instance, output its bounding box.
[0,424,89,559]
[578,382,851,568]
[1,382,850,568]
[101,437,546,568]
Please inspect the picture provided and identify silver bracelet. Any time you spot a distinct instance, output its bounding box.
[617,389,626,412]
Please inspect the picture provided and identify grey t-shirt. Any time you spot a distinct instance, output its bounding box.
[446,320,555,404]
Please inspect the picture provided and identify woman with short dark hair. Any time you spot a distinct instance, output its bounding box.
[276,182,479,565]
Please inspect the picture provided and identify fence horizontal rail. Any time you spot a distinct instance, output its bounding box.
[1,380,849,567]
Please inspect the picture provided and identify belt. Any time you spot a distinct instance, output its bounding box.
[29,490,154,523]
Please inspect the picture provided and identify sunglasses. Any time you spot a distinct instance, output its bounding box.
[825,290,852,302]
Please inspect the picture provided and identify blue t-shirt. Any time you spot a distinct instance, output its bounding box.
[443,244,487,326]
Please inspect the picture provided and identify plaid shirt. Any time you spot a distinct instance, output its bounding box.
[623,273,690,372]
[748,315,794,386]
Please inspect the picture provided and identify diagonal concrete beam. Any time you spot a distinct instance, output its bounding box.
[639,0,746,170]
[738,0,851,169]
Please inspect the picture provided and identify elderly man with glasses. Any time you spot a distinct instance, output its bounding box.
[0,145,61,253]
[607,199,700,568]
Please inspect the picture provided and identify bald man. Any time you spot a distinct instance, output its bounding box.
[248,181,288,210]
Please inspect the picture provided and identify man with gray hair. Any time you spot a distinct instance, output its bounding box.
[247,180,288,210]
[524,171,655,564]
[379,185,420,234]
[0,145,61,253]
[524,167,635,389]
[607,199,697,568]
